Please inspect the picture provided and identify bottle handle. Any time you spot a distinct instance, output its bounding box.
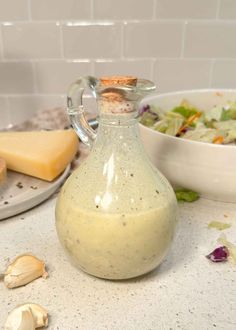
[67,76,98,147]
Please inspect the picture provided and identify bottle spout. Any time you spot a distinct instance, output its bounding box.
[97,76,156,115]
[67,75,156,147]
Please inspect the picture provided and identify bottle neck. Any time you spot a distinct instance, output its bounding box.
[98,112,138,126]
[92,113,143,152]
[97,97,138,116]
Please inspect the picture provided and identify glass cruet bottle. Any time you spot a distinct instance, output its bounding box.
[55,75,177,280]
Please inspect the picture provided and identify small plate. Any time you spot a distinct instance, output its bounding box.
[0,165,70,220]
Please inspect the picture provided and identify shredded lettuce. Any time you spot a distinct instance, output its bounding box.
[204,105,223,122]
[165,118,184,136]
[208,221,231,231]
[213,120,236,130]
[175,188,199,202]
[172,106,197,119]
[224,129,236,144]
[182,128,218,143]
[221,102,236,121]
[153,119,169,133]
[139,112,157,127]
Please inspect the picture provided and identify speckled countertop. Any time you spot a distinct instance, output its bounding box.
[0,197,236,330]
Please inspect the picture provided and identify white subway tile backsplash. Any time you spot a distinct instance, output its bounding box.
[7,99,38,126]
[0,0,235,111]
[1,95,67,128]
[153,59,211,93]
[93,0,154,20]
[94,59,153,79]
[35,60,92,93]
[0,62,34,94]
[0,97,10,129]
[0,96,7,109]
[8,95,66,116]
[63,23,122,59]
[212,60,236,88]
[31,0,91,20]
[2,22,61,59]
[124,22,183,58]
[219,0,236,19]
[184,22,236,58]
[156,0,217,19]
[0,0,28,21]
[8,94,96,117]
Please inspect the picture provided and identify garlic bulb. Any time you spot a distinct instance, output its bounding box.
[4,254,48,289]
[4,303,48,330]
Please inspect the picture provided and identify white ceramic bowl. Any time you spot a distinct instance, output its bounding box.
[139,89,236,203]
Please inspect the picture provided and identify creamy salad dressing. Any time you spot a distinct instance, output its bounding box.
[56,197,175,280]
[56,122,177,279]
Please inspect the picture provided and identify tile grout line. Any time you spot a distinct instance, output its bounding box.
[59,23,65,59]
[152,0,157,20]
[150,59,156,81]
[31,60,38,93]
[90,0,94,19]
[120,22,125,60]
[5,95,11,114]
[1,93,66,97]
[0,24,5,60]
[208,59,215,87]
[27,0,32,21]
[0,18,236,25]
[216,0,221,19]
[1,18,236,24]
[0,56,235,64]
[0,93,95,100]
[0,57,94,62]
[180,21,186,59]
[0,57,236,62]
[91,60,95,76]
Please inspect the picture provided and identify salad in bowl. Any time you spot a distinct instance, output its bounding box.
[140,99,236,145]
[139,89,236,203]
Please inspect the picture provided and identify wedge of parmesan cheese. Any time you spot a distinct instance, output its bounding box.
[0,157,7,185]
[0,130,78,181]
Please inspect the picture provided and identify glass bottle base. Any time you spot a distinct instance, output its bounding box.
[66,251,167,280]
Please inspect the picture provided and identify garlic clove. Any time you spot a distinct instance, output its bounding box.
[23,303,48,328]
[4,309,35,330]
[4,254,48,289]
[4,303,49,330]
[18,311,35,330]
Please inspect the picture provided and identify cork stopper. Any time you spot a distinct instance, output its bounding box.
[98,76,138,114]
[100,76,137,87]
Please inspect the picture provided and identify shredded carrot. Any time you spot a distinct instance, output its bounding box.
[186,112,202,125]
[213,136,224,144]
[177,112,202,135]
